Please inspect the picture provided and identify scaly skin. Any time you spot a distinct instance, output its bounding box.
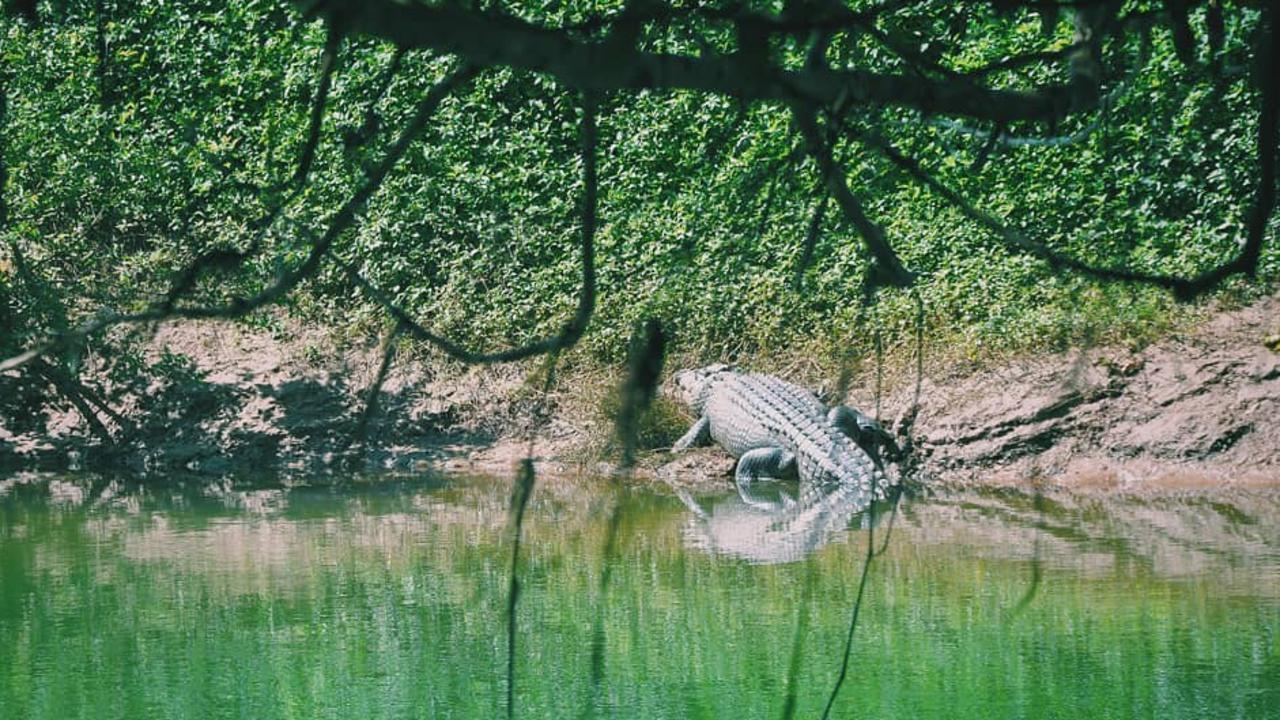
[672,365,893,512]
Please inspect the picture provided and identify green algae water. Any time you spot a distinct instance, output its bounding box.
[1,472,1277,719]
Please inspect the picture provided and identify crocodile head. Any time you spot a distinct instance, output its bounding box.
[672,364,736,413]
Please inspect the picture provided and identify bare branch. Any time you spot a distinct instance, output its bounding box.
[337,91,600,365]
[793,106,913,289]
[291,21,344,188]
[311,0,1112,125]
[857,57,1275,304]
[33,360,115,446]
[860,128,1189,287]
[932,24,1153,150]
[0,64,478,374]
[161,22,348,313]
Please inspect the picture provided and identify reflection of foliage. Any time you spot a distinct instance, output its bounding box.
[1,477,1276,719]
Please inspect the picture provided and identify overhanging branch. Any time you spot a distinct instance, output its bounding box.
[307,0,1103,125]
[0,64,478,373]
[794,105,914,289]
[338,91,600,365]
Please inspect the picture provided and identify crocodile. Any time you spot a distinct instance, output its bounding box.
[670,364,896,513]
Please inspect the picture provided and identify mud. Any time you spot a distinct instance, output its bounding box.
[3,293,1279,494]
[864,292,1280,492]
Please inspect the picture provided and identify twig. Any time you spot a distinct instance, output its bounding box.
[793,106,913,289]
[0,64,478,373]
[820,503,879,720]
[335,91,599,365]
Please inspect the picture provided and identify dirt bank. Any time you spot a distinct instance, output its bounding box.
[2,293,1279,493]
[866,292,1280,492]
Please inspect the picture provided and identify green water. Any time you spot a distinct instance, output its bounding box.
[0,472,1277,719]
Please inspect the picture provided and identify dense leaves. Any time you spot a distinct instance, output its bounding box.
[0,0,1273,395]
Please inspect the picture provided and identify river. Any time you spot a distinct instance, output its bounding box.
[1,471,1276,718]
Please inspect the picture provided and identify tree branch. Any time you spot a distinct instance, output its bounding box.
[291,21,344,188]
[793,105,913,288]
[0,64,478,373]
[856,60,1274,303]
[162,22,347,313]
[337,91,600,365]
[309,0,1109,125]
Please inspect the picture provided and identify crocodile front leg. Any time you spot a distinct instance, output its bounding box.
[734,447,798,510]
[672,416,711,452]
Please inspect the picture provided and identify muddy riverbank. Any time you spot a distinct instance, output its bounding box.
[3,293,1279,494]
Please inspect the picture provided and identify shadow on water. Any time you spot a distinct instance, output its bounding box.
[1,471,1278,719]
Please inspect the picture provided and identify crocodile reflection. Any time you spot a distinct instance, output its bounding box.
[675,479,891,564]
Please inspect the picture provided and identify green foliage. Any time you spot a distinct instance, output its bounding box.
[0,0,1272,392]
